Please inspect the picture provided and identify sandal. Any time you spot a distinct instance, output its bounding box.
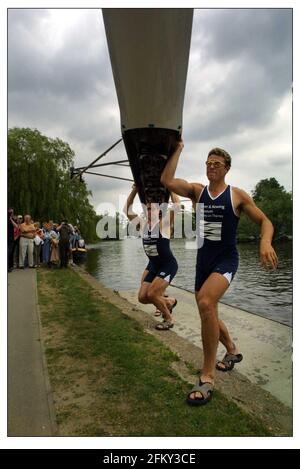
[186,379,213,406]
[168,298,177,313]
[155,320,174,331]
[154,298,176,317]
[216,352,243,372]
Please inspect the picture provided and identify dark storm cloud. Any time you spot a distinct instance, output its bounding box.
[8,8,120,161]
[195,9,292,67]
[184,8,292,142]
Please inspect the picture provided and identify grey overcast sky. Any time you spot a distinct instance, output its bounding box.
[8,8,292,214]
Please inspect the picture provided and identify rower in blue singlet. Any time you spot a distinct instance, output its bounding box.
[195,185,239,291]
[124,185,180,330]
[142,219,178,285]
[160,141,278,406]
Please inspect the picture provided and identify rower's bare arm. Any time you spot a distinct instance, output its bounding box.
[170,191,181,210]
[164,178,202,201]
[168,191,181,227]
[160,139,203,201]
[237,188,271,226]
[123,185,139,222]
[236,188,278,270]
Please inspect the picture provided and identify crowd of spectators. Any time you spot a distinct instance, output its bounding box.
[8,208,85,272]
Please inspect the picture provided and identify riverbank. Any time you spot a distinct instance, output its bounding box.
[36,266,277,436]
[120,286,292,408]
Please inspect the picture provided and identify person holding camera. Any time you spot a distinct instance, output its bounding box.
[8,208,18,272]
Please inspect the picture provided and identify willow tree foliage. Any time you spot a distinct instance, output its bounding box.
[8,127,100,242]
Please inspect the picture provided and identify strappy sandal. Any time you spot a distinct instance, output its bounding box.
[155,320,174,331]
[168,298,177,313]
[154,298,177,317]
[216,352,243,372]
[186,380,214,406]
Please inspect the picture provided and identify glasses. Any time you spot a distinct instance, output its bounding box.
[205,160,226,169]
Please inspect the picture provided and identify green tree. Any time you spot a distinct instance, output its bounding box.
[253,177,285,202]
[8,127,99,242]
[237,177,292,241]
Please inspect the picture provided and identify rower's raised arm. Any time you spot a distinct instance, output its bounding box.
[123,185,139,221]
[170,191,181,205]
[161,139,203,201]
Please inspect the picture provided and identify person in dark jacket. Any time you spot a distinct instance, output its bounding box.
[57,219,73,268]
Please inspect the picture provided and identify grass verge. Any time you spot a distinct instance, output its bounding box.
[37,267,272,436]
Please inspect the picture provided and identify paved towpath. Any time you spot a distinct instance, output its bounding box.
[8,269,57,436]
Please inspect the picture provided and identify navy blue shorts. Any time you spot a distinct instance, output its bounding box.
[144,258,178,284]
[195,248,239,291]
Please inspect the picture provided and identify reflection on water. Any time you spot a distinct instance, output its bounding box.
[85,239,292,326]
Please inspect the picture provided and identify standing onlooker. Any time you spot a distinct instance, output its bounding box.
[19,214,36,268]
[57,219,72,268]
[69,224,77,249]
[33,222,44,267]
[42,222,52,265]
[8,208,18,272]
[50,226,60,265]
[75,226,81,248]
[13,215,22,268]
[70,226,78,248]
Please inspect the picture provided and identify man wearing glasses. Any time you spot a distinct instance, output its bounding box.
[160,140,278,406]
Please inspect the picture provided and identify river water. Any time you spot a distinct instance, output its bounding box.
[85,238,292,326]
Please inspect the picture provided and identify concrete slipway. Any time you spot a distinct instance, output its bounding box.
[119,285,292,409]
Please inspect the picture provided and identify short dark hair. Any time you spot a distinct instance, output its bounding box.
[208,148,232,168]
